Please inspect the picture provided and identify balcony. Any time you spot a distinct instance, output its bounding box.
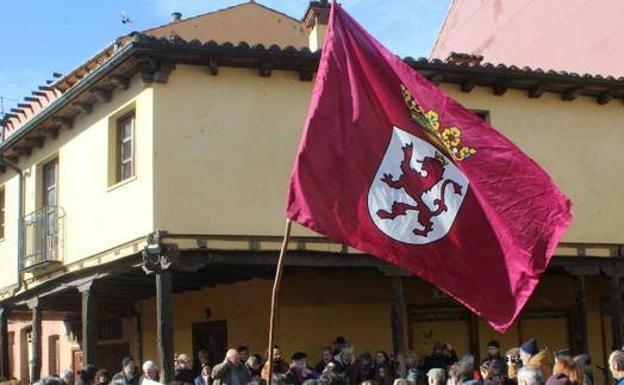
[21,206,65,272]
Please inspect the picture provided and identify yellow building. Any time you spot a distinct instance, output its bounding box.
[0,1,623,384]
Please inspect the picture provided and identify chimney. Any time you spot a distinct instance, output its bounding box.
[304,1,331,52]
[171,12,182,23]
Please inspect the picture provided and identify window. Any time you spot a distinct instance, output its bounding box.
[42,158,59,261]
[0,187,5,240]
[48,335,60,375]
[98,318,123,340]
[116,112,135,182]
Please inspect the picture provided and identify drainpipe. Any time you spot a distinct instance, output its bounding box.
[0,156,25,292]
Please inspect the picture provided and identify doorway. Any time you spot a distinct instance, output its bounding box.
[192,320,227,365]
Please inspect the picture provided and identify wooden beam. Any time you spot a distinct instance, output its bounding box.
[110,75,130,90]
[493,83,508,96]
[208,57,219,76]
[156,269,174,384]
[610,275,623,349]
[51,116,73,130]
[390,276,407,376]
[0,307,9,380]
[154,62,175,83]
[573,275,589,354]
[562,87,581,101]
[14,145,32,157]
[79,282,98,367]
[299,67,314,82]
[134,306,144,366]
[597,90,613,105]
[72,101,93,114]
[25,136,45,149]
[46,126,60,139]
[528,84,544,99]
[469,313,481,363]
[259,62,272,77]
[28,298,42,383]
[90,88,111,103]
[460,78,475,93]
[141,70,155,84]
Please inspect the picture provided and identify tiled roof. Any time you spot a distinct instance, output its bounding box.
[3,32,624,157]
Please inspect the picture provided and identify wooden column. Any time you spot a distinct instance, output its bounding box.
[134,306,144,366]
[610,274,623,349]
[28,298,42,383]
[390,277,407,376]
[573,275,589,354]
[156,269,174,384]
[79,282,98,367]
[0,307,10,380]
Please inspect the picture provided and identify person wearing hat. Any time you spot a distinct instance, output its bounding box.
[112,356,140,385]
[482,340,508,379]
[519,338,553,379]
[286,352,319,385]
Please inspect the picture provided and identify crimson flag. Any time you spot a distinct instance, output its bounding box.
[286,3,571,332]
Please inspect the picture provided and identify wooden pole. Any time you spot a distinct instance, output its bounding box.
[156,269,174,384]
[79,282,98,367]
[390,277,407,377]
[573,275,588,354]
[28,298,41,383]
[267,219,292,385]
[610,274,623,349]
[0,307,9,380]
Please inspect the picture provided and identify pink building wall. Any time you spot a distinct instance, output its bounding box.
[431,0,624,77]
[7,320,77,383]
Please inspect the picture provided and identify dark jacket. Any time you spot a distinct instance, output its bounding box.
[421,351,458,373]
[212,361,251,385]
[195,375,212,385]
[286,366,319,385]
[112,372,140,385]
[176,369,197,385]
[332,355,364,385]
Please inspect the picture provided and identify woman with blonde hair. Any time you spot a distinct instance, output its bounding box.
[547,357,583,385]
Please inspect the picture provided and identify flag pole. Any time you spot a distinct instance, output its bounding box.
[267,218,292,385]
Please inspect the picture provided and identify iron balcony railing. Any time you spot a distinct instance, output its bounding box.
[21,206,65,270]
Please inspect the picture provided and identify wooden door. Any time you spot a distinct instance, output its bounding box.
[192,321,227,365]
[96,343,130,375]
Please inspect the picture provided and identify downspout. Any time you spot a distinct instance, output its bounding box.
[0,156,25,293]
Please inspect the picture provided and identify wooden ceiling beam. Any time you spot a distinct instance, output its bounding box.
[72,101,93,114]
[110,75,130,90]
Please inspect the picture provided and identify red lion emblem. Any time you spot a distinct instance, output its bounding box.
[376,143,463,237]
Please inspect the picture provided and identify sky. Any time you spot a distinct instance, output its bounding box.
[0,0,450,115]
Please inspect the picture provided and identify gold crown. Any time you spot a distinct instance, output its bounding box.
[401,84,476,161]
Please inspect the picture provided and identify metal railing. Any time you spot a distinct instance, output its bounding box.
[21,206,65,270]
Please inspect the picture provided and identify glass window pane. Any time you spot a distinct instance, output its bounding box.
[121,162,133,180]
[47,189,57,206]
[121,119,133,139]
[121,141,132,161]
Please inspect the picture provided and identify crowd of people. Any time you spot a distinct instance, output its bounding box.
[25,336,624,385]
